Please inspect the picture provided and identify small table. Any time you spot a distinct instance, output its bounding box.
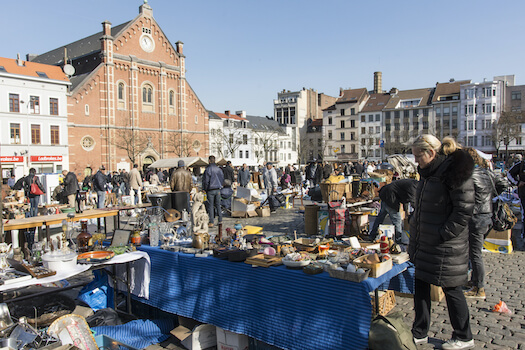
[0,251,150,315]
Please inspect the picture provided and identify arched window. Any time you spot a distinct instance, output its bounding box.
[117,82,126,110]
[118,83,124,100]
[168,90,175,114]
[142,83,154,112]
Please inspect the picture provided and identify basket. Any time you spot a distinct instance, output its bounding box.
[320,183,349,202]
[371,290,396,316]
[328,268,370,282]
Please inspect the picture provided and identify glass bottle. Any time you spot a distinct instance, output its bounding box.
[77,219,92,253]
[149,222,159,247]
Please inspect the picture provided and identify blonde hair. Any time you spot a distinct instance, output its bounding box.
[412,134,460,156]
[465,147,487,168]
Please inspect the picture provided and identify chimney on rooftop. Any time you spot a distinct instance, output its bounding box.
[16,53,24,67]
[339,88,344,96]
[225,110,230,116]
[373,71,382,93]
[102,20,112,36]
[175,41,183,55]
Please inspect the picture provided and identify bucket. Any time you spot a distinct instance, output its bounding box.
[304,205,320,236]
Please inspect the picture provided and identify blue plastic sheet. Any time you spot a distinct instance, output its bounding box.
[93,319,174,349]
[77,270,114,311]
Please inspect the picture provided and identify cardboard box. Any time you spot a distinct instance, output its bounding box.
[231,211,258,218]
[256,207,270,217]
[353,254,393,278]
[171,316,217,350]
[232,199,256,213]
[236,187,261,202]
[216,327,249,350]
[484,229,513,254]
[430,284,444,302]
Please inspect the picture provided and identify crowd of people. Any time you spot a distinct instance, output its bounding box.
[7,135,525,349]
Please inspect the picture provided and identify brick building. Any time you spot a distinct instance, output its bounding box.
[31,1,208,176]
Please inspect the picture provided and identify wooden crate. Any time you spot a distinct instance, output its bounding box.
[371,290,396,316]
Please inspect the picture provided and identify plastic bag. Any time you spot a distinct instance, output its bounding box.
[492,301,512,315]
[77,270,114,311]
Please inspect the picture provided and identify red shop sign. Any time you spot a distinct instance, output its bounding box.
[30,155,63,162]
[0,156,24,163]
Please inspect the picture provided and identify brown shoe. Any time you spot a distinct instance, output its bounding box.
[464,287,486,299]
[208,223,214,228]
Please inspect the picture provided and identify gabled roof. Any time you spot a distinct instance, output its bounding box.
[207,110,222,120]
[212,111,247,121]
[432,80,471,103]
[335,88,368,105]
[310,119,323,127]
[31,22,130,66]
[0,56,69,83]
[384,88,434,109]
[246,115,286,134]
[361,93,391,113]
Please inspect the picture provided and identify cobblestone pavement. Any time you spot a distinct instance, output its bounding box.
[152,202,525,350]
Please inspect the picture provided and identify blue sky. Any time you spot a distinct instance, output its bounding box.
[2,0,523,117]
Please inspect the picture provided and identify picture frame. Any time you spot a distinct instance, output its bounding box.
[110,229,132,247]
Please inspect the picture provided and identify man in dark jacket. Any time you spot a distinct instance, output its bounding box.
[353,161,364,176]
[314,161,323,185]
[222,161,235,184]
[23,168,46,217]
[507,154,525,228]
[369,178,418,243]
[306,162,316,188]
[202,155,224,227]
[62,170,80,208]
[93,166,109,208]
[322,162,332,180]
[237,163,251,187]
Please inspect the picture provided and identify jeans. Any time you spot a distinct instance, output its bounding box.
[369,202,403,241]
[97,191,106,209]
[29,196,40,217]
[206,189,222,225]
[468,213,492,288]
[412,278,472,341]
[132,188,139,205]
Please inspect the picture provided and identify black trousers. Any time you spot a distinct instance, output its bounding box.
[412,278,472,341]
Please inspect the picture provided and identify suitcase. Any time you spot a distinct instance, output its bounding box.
[329,208,351,236]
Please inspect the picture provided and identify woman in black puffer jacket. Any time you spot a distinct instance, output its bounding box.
[409,135,476,350]
[463,148,508,299]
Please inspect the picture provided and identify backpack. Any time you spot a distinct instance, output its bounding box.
[369,311,417,350]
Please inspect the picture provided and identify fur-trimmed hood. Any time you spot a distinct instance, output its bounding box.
[441,149,474,189]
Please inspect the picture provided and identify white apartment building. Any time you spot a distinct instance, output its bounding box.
[0,56,70,180]
[208,111,291,168]
[274,88,336,164]
[208,110,254,167]
[459,77,507,153]
[358,93,391,161]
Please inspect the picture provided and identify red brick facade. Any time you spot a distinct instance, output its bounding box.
[67,3,208,175]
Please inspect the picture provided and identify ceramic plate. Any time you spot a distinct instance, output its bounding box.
[77,251,115,264]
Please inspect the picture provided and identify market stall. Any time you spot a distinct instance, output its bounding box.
[135,246,410,350]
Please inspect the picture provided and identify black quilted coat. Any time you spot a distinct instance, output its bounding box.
[408,150,475,288]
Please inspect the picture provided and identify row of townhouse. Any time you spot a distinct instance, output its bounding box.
[299,72,525,163]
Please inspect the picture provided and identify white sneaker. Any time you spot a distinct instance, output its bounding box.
[441,339,475,349]
[414,336,428,344]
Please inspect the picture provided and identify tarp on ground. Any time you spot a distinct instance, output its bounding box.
[148,157,208,169]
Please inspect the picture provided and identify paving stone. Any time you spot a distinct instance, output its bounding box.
[492,338,519,348]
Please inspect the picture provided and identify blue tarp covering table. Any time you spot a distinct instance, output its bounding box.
[136,246,410,350]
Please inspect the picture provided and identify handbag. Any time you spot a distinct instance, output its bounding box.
[30,177,44,195]
[488,172,516,231]
[369,311,417,350]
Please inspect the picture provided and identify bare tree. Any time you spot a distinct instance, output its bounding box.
[167,133,196,157]
[210,123,245,159]
[491,111,524,160]
[253,129,280,163]
[111,124,149,164]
